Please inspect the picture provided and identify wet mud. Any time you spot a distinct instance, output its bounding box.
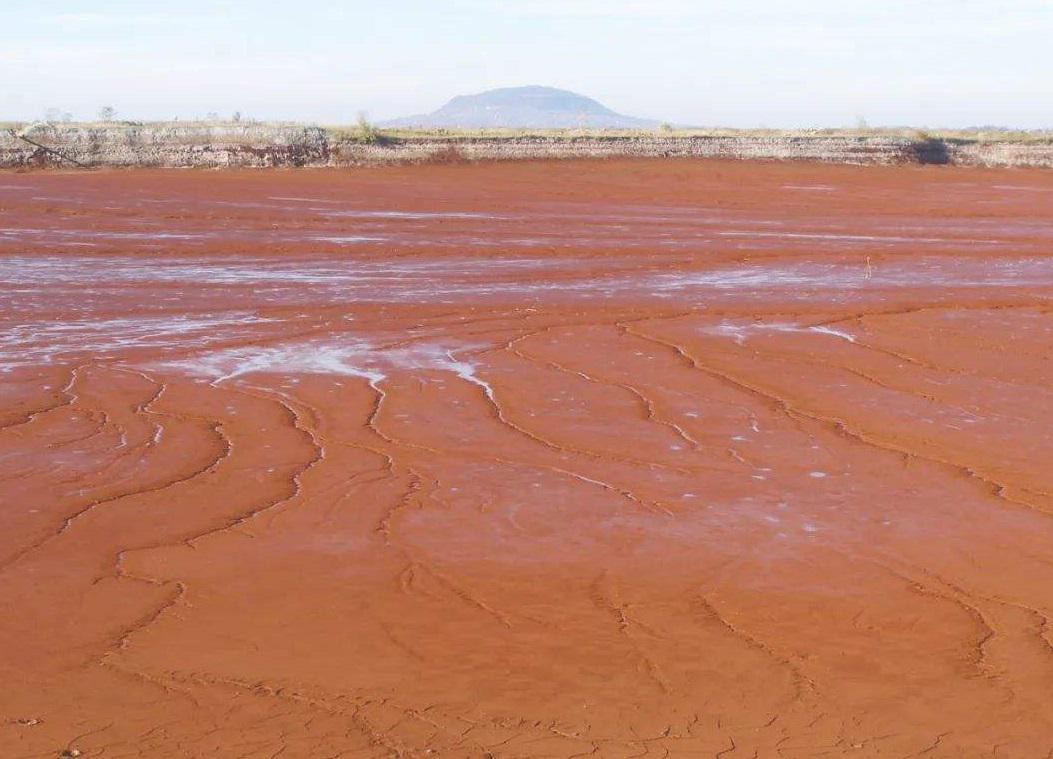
[3,160,1053,757]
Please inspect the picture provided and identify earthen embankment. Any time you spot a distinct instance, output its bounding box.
[4,123,1052,168]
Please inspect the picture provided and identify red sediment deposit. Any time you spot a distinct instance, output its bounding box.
[3,159,1053,757]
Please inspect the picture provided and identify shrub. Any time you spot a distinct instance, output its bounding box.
[355,112,381,143]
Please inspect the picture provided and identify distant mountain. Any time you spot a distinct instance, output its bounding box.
[382,86,661,129]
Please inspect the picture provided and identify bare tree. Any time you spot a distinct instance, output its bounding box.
[98,105,116,121]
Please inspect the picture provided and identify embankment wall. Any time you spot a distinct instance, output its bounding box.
[3,124,1052,169]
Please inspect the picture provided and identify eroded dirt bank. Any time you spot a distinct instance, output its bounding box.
[3,160,1053,757]
[4,124,1053,168]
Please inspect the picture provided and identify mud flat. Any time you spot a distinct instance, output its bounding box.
[3,159,1053,757]
[4,123,1053,168]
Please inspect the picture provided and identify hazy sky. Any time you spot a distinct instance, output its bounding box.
[3,0,1050,127]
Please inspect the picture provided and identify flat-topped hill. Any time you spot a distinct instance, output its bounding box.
[381,86,660,129]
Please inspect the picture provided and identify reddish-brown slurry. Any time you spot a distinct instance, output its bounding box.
[3,161,1053,757]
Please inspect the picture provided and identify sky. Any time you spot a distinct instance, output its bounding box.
[2,0,1050,128]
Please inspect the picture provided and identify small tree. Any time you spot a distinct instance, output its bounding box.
[356,111,380,143]
[98,105,116,122]
[232,111,242,123]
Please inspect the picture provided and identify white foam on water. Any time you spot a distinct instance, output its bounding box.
[808,325,857,343]
[702,320,854,346]
[269,196,346,204]
[3,228,213,241]
[9,254,1053,306]
[189,343,388,386]
[0,312,272,369]
[993,185,1053,192]
[320,210,504,220]
[159,339,494,398]
[703,323,752,344]
[310,235,387,244]
[442,349,497,402]
[717,230,970,244]
[656,265,853,291]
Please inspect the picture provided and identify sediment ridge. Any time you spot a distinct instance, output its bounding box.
[3,122,1053,169]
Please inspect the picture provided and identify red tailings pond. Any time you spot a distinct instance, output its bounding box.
[4,161,1053,757]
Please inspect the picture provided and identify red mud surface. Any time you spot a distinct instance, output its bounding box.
[3,160,1053,758]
